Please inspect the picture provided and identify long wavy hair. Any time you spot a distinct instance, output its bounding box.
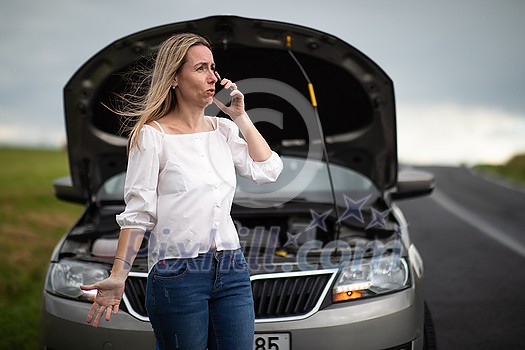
[113,33,212,151]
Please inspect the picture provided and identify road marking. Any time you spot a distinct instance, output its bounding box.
[432,190,525,258]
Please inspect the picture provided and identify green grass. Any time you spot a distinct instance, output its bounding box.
[0,147,83,349]
[474,154,525,186]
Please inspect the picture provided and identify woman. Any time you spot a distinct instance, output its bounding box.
[80,33,283,350]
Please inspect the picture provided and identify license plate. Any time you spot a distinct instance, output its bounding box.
[254,333,290,350]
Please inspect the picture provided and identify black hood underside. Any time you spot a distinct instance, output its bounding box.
[64,15,397,199]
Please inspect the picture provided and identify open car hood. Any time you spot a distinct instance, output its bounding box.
[64,15,397,200]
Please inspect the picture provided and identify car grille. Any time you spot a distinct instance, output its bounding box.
[124,275,148,318]
[252,273,332,320]
[124,270,335,322]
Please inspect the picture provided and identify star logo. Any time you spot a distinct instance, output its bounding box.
[339,194,370,223]
[307,209,332,232]
[366,208,391,230]
[394,224,404,236]
[394,224,402,237]
[283,231,301,248]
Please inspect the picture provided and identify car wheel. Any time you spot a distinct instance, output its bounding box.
[423,302,438,350]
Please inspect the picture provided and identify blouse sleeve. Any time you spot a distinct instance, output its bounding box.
[222,118,283,185]
[116,127,161,231]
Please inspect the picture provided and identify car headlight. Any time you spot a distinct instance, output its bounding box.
[45,260,109,302]
[332,255,410,302]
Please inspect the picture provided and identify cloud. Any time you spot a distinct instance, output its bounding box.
[0,106,66,148]
[397,103,525,165]
[0,124,65,148]
[2,0,525,166]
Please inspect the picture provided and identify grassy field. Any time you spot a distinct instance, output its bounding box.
[474,154,525,186]
[0,148,83,349]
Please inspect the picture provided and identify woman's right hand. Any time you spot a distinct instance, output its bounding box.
[214,75,246,120]
[80,276,126,328]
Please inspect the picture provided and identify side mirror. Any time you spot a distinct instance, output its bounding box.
[53,176,86,204]
[391,169,435,201]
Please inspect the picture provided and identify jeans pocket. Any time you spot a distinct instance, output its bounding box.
[153,259,189,280]
[232,250,248,270]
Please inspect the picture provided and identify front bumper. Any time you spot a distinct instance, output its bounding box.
[256,285,423,349]
[41,282,423,350]
[40,293,155,350]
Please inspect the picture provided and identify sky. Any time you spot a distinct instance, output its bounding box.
[1,0,524,166]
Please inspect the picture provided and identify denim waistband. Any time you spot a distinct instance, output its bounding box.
[202,247,242,257]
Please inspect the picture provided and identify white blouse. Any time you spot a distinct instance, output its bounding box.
[116,116,283,271]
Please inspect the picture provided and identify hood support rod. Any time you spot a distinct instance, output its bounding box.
[286,35,342,254]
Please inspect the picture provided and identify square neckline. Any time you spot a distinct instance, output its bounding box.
[147,116,218,136]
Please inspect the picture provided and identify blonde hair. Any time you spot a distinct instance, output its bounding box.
[114,33,212,151]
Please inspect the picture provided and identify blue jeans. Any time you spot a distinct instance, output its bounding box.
[146,248,255,350]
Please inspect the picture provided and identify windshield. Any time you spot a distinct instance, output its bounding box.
[96,156,380,205]
[235,156,379,205]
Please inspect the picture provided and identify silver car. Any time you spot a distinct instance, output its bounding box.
[40,15,436,350]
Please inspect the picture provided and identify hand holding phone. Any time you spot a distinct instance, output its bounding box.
[213,71,245,120]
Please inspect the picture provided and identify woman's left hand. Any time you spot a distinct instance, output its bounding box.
[80,275,125,328]
[214,78,245,121]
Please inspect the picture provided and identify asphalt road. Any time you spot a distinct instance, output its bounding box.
[396,166,525,350]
